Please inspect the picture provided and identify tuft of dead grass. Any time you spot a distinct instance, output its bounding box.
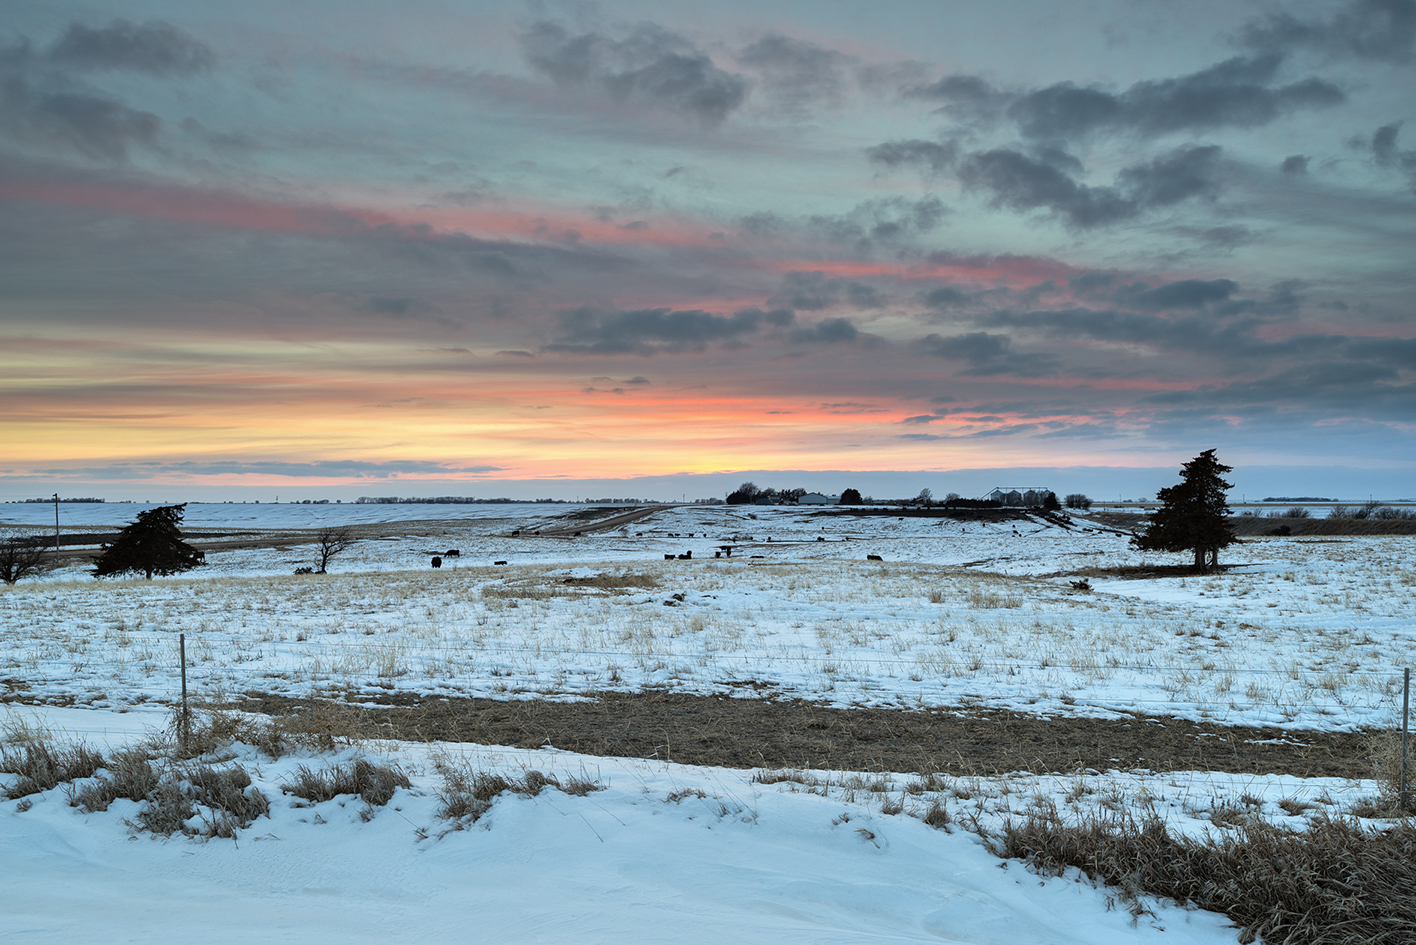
[1,739,106,798]
[284,758,411,807]
[434,760,602,824]
[992,807,1416,944]
[1361,729,1415,816]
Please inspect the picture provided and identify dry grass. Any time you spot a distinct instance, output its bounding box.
[434,758,602,824]
[127,762,270,838]
[1,738,106,798]
[283,758,411,807]
[170,700,369,760]
[992,807,1416,944]
[1356,730,1415,816]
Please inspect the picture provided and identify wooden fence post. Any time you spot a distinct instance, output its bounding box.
[180,633,190,750]
[1402,667,1410,813]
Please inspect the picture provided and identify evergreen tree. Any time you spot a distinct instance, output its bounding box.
[92,504,205,579]
[1133,450,1236,572]
[839,487,863,505]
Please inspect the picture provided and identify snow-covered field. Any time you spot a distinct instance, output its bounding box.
[2,504,1411,943]
[3,504,1411,731]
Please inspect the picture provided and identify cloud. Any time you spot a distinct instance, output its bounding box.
[1365,122,1416,189]
[1242,0,1416,64]
[956,145,1221,229]
[768,271,885,310]
[1121,278,1238,310]
[520,21,747,124]
[37,460,505,479]
[359,296,444,319]
[0,74,161,160]
[900,73,1009,123]
[48,19,215,75]
[804,196,947,247]
[545,305,793,354]
[903,55,1341,142]
[788,317,860,344]
[1281,154,1310,175]
[1007,55,1342,140]
[735,34,849,112]
[921,284,975,309]
[865,139,957,174]
[912,331,1057,376]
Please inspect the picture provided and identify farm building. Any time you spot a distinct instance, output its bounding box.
[987,487,1055,508]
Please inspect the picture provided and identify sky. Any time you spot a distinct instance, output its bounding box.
[1,0,1413,501]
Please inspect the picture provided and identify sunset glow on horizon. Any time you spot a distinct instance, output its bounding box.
[3,1,1413,499]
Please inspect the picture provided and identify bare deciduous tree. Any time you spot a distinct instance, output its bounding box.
[315,526,357,574]
[1,533,51,584]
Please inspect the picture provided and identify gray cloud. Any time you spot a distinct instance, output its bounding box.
[769,270,885,310]
[900,73,1009,123]
[0,74,161,160]
[520,21,747,124]
[903,54,1341,142]
[912,331,1057,376]
[1007,55,1342,140]
[956,144,1221,229]
[865,138,957,174]
[805,195,947,247]
[1281,154,1310,175]
[1242,0,1416,64]
[788,317,860,344]
[1121,278,1238,310]
[921,284,975,309]
[49,19,215,75]
[546,305,793,354]
[736,34,849,112]
[1367,122,1416,190]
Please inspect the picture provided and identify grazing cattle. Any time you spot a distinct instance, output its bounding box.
[867,554,883,561]
[431,556,442,569]
[293,566,314,574]
[677,552,691,560]
[665,553,675,560]
[445,549,460,557]
[494,560,508,566]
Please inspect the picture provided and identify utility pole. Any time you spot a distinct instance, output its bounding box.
[53,493,59,565]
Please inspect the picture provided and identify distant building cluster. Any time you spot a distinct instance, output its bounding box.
[986,487,1055,508]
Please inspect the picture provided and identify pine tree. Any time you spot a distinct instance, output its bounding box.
[1133,450,1236,572]
[92,504,205,579]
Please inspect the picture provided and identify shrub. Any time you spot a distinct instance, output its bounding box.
[1064,494,1093,510]
[0,533,50,585]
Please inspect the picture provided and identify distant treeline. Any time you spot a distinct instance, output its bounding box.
[1263,496,1334,502]
[19,497,104,503]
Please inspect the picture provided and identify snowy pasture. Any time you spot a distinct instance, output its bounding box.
[2,504,1411,731]
[2,504,1411,944]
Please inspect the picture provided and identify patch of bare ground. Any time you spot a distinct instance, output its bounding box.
[236,691,1375,779]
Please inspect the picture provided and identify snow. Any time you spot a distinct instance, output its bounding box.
[3,505,1410,731]
[1,504,1409,942]
[0,708,1245,944]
